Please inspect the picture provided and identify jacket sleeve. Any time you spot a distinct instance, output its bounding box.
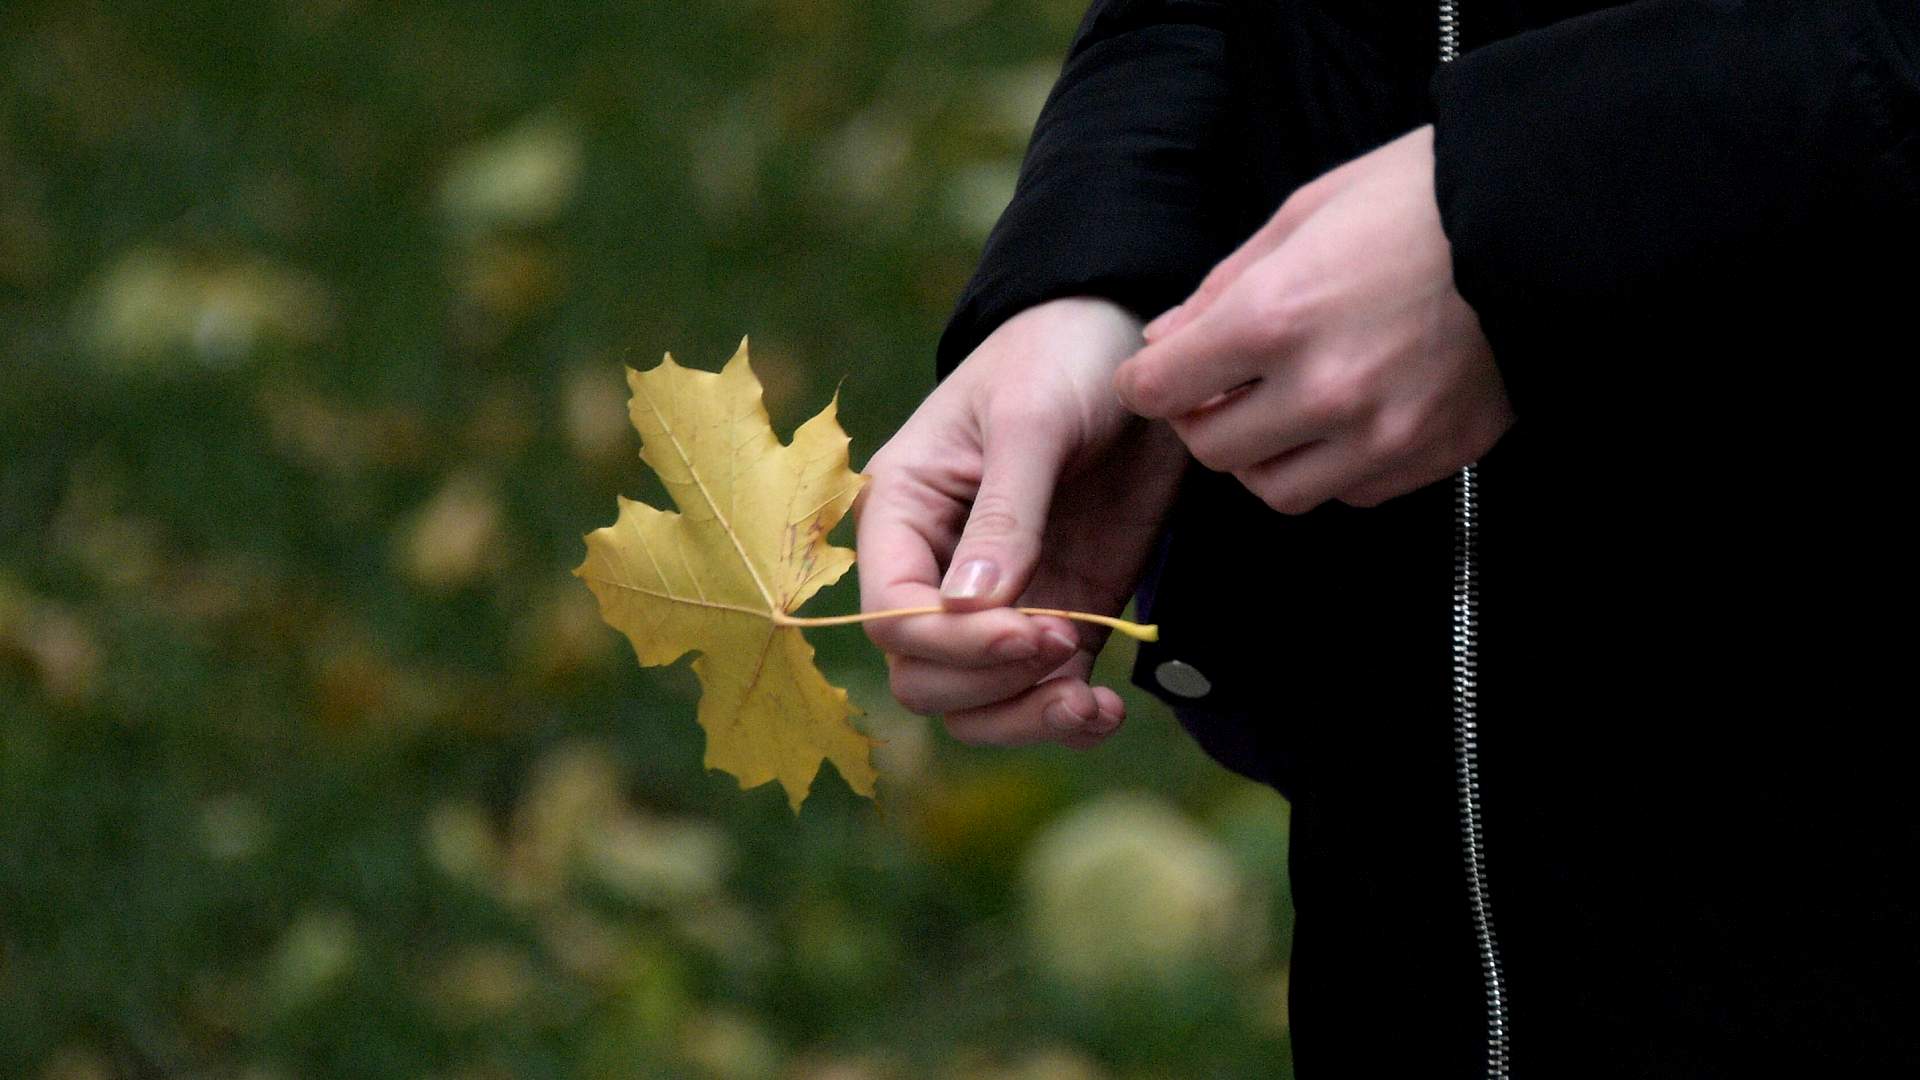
[936,0,1249,379]
[1429,0,1920,420]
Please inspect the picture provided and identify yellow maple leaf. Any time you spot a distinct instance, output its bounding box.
[576,339,1158,811]
[573,340,874,810]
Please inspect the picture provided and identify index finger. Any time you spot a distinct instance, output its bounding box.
[854,474,1063,667]
[1115,298,1272,419]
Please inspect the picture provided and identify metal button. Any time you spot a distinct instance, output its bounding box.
[1153,660,1212,700]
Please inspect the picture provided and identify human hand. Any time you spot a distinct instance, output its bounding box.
[856,297,1187,749]
[1113,125,1514,512]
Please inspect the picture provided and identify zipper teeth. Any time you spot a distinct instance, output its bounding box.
[1452,464,1510,1078]
[1440,1,1512,1077]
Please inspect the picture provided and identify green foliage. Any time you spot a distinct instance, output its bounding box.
[0,1,1294,1076]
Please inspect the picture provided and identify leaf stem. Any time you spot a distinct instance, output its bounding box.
[775,606,1158,642]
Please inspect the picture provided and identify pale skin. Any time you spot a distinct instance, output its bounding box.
[856,125,1515,747]
[855,298,1186,750]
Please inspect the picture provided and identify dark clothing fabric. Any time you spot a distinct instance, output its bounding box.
[938,1,1920,1076]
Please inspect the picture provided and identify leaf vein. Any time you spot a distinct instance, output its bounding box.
[578,575,767,619]
[632,371,776,609]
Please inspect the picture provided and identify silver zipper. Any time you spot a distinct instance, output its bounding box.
[1452,463,1510,1077]
[1439,2,1512,1076]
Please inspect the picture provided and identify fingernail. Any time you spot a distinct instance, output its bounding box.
[989,636,1039,663]
[1143,305,1181,341]
[1042,629,1079,655]
[1042,703,1083,733]
[941,559,997,601]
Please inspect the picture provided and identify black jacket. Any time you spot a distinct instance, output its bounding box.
[937,1,1920,1076]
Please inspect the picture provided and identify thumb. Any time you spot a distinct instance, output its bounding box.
[940,420,1064,612]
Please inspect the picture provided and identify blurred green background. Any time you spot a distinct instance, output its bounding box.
[0,2,1295,1077]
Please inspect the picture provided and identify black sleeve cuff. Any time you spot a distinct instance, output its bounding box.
[936,0,1250,378]
[1430,0,1920,419]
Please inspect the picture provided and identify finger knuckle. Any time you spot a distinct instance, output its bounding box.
[1195,263,1236,303]
[986,397,1062,440]
[1245,271,1308,333]
[861,623,896,653]
[1277,178,1324,221]
[1253,480,1323,516]
[942,715,995,747]
[1184,432,1232,473]
[1367,410,1422,459]
[889,672,938,717]
[1274,492,1325,515]
[1243,288,1292,337]
[1191,447,1231,473]
[1122,364,1172,415]
[963,492,1025,542]
[861,445,899,478]
[1303,368,1366,427]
